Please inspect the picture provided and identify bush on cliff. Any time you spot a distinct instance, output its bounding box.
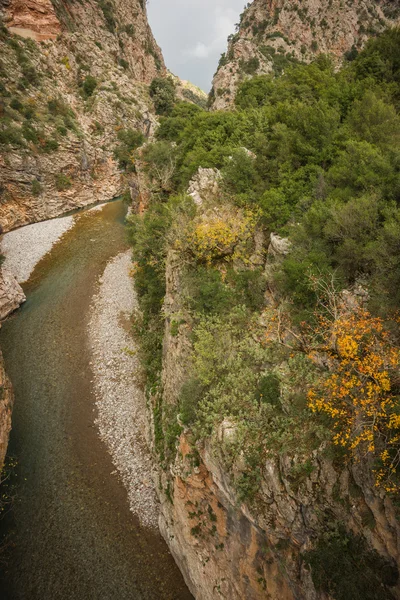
[113,128,145,171]
[149,77,176,116]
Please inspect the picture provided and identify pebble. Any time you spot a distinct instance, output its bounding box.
[1,215,75,283]
[88,251,160,530]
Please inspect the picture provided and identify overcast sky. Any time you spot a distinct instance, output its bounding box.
[147,0,246,92]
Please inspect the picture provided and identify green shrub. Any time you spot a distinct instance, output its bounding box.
[304,524,398,600]
[150,77,176,116]
[21,64,39,87]
[113,128,145,171]
[123,23,135,36]
[240,56,260,75]
[22,123,39,144]
[127,200,174,387]
[47,98,74,117]
[0,126,24,146]
[55,173,72,191]
[118,58,129,70]
[184,267,235,315]
[255,373,281,406]
[31,179,42,196]
[179,378,205,425]
[23,106,35,120]
[41,138,59,153]
[98,0,116,32]
[81,75,97,98]
[10,98,23,112]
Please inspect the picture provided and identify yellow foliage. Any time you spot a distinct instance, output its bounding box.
[61,56,71,70]
[307,309,400,492]
[185,209,257,264]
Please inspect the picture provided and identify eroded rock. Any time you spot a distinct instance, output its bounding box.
[0,267,26,321]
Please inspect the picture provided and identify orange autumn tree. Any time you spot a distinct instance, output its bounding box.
[307,308,400,492]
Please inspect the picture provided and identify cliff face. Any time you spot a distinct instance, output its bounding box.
[150,171,400,600]
[2,0,61,40]
[159,433,400,599]
[0,0,165,231]
[0,346,13,469]
[210,0,400,110]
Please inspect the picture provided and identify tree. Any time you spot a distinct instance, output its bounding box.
[113,128,145,171]
[149,77,176,116]
[308,307,400,492]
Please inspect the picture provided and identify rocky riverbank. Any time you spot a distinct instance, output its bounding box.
[88,250,159,529]
[1,214,74,284]
[0,211,75,321]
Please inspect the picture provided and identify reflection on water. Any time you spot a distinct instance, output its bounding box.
[0,202,192,600]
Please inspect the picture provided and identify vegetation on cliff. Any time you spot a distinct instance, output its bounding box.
[210,0,400,109]
[129,28,400,598]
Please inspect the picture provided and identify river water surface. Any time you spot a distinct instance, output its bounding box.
[0,201,192,600]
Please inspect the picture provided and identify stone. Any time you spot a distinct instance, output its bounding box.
[187,168,221,206]
[268,232,291,257]
[0,267,26,321]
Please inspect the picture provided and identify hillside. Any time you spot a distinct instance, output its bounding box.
[0,0,165,231]
[210,0,400,109]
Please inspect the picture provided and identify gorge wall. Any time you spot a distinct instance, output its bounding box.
[0,346,13,469]
[150,172,400,600]
[0,0,164,232]
[210,0,400,110]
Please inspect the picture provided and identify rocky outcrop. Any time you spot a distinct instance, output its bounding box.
[0,266,25,320]
[187,168,221,207]
[159,430,400,600]
[169,72,207,109]
[159,435,298,600]
[0,347,13,469]
[210,0,400,110]
[0,0,165,231]
[0,262,25,472]
[3,0,61,41]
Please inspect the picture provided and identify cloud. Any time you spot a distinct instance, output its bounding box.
[147,0,245,91]
[188,5,239,60]
[190,42,210,59]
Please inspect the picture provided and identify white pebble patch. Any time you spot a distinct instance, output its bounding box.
[88,250,159,529]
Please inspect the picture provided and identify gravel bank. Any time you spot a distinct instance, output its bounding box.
[1,215,74,283]
[88,250,159,529]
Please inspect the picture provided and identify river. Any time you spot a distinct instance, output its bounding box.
[0,201,193,600]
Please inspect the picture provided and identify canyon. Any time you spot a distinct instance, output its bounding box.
[1,0,400,599]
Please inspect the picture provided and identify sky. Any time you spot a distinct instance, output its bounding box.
[147,0,246,92]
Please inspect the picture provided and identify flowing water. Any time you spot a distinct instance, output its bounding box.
[0,201,192,600]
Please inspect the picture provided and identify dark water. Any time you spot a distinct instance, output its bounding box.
[0,202,192,600]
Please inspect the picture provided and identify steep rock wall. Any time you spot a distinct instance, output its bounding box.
[210,0,400,110]
[3,0,61,40]
[0,346,13,470]
[153,171,400,600]
[0,0,165,231]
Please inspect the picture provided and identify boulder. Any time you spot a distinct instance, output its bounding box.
[0,267,26,321]
[187,168,221,206]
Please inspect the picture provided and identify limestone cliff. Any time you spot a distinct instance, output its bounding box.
[0,0,165,231]
[0,264,24,471]
[0,345,13,469]
[149,170,400,600]
[0,266,25,320]
[210,0,400,110]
